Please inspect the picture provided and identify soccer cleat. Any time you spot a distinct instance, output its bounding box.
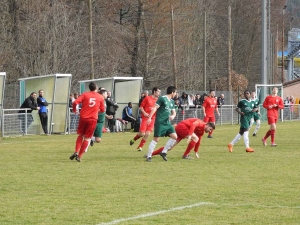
[69,152,78,160]
[137,147,142,151]
[159,152,168,161]
[228,143,233,153]
[146,157,152,162]
[143,154,148,158]
[262,138,267,146]
[253,133,256,136]
[207,135,213,138]
[130,139,135,146]
[271,143,277,147]
[246,147,255,153]
[76,155,82,162]
[182,155,193,159]
[90,139,94,147]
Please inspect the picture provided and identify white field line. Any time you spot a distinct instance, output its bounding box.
[97,202,300,225]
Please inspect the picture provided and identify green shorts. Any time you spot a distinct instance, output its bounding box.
[94,122,104,138]
[153,123,175,137]
[252,112,260,121]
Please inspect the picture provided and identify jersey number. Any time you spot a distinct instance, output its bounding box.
[89,98,96,107]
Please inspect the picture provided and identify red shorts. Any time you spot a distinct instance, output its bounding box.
[139,117,155,132]
[77,117,97,138]
[267,117,277,125]
[175,123,190,139]
[203,115,215,123]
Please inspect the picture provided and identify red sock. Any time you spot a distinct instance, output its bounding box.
[75,136,83,153]
[209,130,213,136]
[78,140,89,158]
[183,140,196,156]
[133,134,140,141]
[152,147,164,156]
[264,130,271,140]
[137,139,146,149]
[194,141,200,152]
[270,130,275,143]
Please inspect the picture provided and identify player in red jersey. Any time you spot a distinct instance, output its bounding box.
[129,87,161,151]
[149,118,215,159]
[69,82,105,162]
[202,90,220,138]
[262,87,284,146]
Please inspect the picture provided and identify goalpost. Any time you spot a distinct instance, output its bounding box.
[255,84,283,122]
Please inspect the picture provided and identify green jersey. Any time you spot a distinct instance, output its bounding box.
[237,99,255,129]
[155,96,175,125]
[251,97,260,120]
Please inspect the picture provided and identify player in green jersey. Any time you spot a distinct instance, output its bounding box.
[228,90,258,153]
[145,86,177,162]
[249,91,261,136]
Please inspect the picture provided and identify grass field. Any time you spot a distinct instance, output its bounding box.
[0,121,299,225]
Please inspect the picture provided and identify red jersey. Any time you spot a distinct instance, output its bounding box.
[202,97,217,117]
[73,91,105,120]
[263,95,284,119]
[179,118,206,136]
[140,95,158,119]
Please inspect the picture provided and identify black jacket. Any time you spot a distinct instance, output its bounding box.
[18,96,38,113]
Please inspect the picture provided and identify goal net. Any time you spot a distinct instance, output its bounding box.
[255,84,283,122]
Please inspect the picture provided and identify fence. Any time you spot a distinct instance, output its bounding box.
[1,105,299,137]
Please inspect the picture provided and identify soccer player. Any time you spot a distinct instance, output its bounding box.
[202,90,220,138]
[227,90,257,153]
[129,87,161,151]
[145,86,177,162]
[262,87,284,146]
[149,118,215,159]
[85,89,113,152]
[69,82,105,162]
[249,91,261,136]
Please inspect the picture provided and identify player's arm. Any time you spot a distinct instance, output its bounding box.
[215,105,220,115]
[99,98,105,113]
[73,95,84,113]
[139,100,149,117]
[147,104,159,124]
[235,103,244,115]
[169,108,176,121]
[277,98,284,109]
[202,101,207,117]
[263,97,272,109]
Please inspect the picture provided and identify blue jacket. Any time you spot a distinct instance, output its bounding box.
[37,96,48,113]
[122,106,134,119]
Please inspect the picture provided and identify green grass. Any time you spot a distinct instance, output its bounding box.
[0,121,299,225]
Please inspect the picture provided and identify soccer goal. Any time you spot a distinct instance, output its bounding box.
[255,84,283,122]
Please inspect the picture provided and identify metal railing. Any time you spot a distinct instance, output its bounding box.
[1,105,299,137]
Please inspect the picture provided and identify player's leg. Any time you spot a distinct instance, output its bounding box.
[228,127,243,152]
[207,116,215,138]
[182,133,199,159]
[137,118,155,151]
[70,117,85,160]
[270,120,277,146]
[253,119,261,136]
[159,125,177,161]
[262,117,275,146]
[146,136,160,162]
[130,118,146,147]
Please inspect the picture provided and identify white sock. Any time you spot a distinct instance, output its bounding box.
[254,121,260,134]
[243,131,249,148]
[147,140,157,158]
[91,136,95,142]
[249,118,254,129]
[162,139,177,153]
[231,133,242,145]
[84,140,90,153]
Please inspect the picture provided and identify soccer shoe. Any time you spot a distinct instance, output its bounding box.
[75,155,82,162]
[271,143,277,147]
[246,147,255,153]
[182,155,193,159]
[207,135,213,138]
[143,154,148,158]
[137,147,142,151]
[159,152,168,161]
[130,139,135,146]
[262,138,267,146]
[195,152,199,158]
[228,143,233,153]
[146,157,152,162]
[69,152,78,160]
[253,133,256,137]
[90,140,94,147]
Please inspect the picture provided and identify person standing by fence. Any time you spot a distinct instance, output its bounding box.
[37,90,49,135]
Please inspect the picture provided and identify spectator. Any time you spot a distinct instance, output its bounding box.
[69,94,74,111]
[188,94,195,108]
[37,89,49,135]
[18,92,40,133]
[179,92,189,109]
[217,94,225,108]
[194,94,202,108]
[122,102,136,130]
[199,93,207,105]
[289,95,295,113]
[284,96,290,107]
[106,91,118,132]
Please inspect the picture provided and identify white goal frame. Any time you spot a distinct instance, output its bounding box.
[255,83,283,122]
